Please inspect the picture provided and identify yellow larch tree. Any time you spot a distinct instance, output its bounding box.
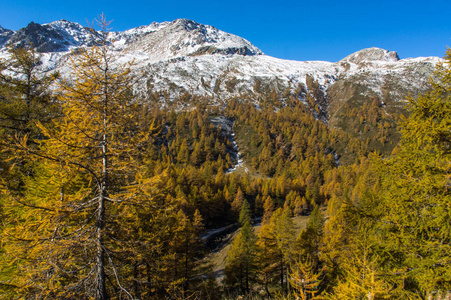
[1,15,164,300]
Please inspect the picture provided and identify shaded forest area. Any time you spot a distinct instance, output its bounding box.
[0,19,450,299]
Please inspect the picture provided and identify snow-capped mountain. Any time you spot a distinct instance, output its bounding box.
[3,20,96,52]
[111,19,262,60]
[0,26,14,48]
[341,47,400,64]
[0,19,441,125]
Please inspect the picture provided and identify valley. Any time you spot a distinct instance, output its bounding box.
[0,17,449,299]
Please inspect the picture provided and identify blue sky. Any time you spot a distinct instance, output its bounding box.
[1,0,450,62]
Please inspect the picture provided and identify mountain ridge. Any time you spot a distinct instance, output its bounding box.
[0,19,442,146]
[1,19,438,62]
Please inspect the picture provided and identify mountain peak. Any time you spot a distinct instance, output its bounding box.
[0,25,14,47]
[5,20,94,52]
[171,18,200,30]
[341,47,399,63]
[115,18,263,59]
[46,19,84,28]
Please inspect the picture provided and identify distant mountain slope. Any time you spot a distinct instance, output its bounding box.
[0,19,442,154]
[0,19,438,102]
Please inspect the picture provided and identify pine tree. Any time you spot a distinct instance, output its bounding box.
[297,205,325,266]
[231,187,245,220]
[225,199,257,296]
[238,199,252,227]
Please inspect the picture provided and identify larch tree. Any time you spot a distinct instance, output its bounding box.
[0,46,59,194]
[1,15,161,299]
[325,48,451,299]
[0,45,59,296]
[256,207,296,297]
[368,48,451,296]
[325,216,393,300]
[0,45,58,139]
[167,209,205,298]
[289,256,322,300]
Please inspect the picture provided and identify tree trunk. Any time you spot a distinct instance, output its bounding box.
[134,262,140,299]
[96,186,107,299]
[184,240,189,299]
[245,265,249,294]
[146,261,152,296]
[280,260,284,297]
[97,89,108,299]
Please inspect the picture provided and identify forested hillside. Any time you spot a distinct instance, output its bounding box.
[0,17,450,299]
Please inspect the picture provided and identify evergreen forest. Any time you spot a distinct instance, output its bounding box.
[0,19,450,300]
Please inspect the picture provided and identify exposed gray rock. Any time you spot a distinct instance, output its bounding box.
[341,47,400,64]
[5,20,96,52]
[0,25,14,48]
[7,22,68,52]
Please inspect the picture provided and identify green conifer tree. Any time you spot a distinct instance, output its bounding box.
[297,205,325,266]
[225,199,257,295]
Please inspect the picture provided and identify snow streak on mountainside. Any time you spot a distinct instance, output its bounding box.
[0,19,442,121]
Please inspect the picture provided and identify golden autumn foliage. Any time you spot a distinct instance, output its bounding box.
[0,18,449,299]
[1,16,164,299]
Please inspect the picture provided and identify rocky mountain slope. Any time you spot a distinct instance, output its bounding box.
[0,19,441,140]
